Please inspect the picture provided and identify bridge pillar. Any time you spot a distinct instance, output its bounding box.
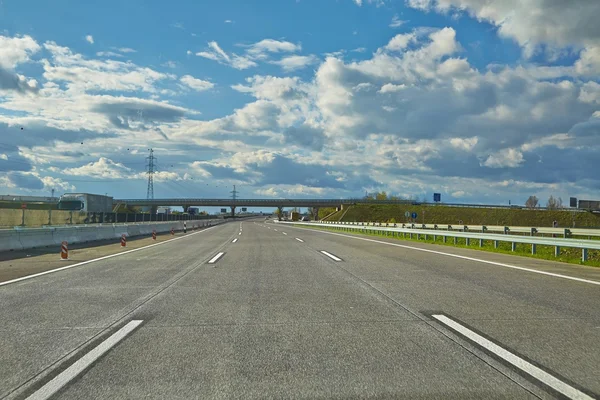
[312,207,320,221]
[277,206,283,221]
[182,205,190,213]
[230,206,236,218]
[150,206,158,215]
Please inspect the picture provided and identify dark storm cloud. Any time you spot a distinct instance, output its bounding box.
[7,172,44,190]
[91,100,187,132]
[0,67,39,94]
[0,123,116,147]
[283,125,326,151]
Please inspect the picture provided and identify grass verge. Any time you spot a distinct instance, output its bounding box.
[298,225,600,268]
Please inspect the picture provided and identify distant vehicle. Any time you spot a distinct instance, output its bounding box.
[157,207,171,215]
[188,207,200,215]
[57,193,113,213]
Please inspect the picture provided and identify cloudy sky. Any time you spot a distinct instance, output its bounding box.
[0,0,599,205]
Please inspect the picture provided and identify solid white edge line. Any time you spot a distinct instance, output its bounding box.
[432,315,594,400]
[320,250,342,261]
[26,320,143,400]
[0,224,223,288]
[208,252,224,264]
[294,227,600,287]
[232,238,238,243]
[295,238,304,242]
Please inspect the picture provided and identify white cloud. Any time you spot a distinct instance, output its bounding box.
[245,39,301,60]
[85,35,94,44]
[449,137,478,151]
[180,75,214,91]
[115,47,136,53]
[40,176,76,191]
[196,41,257,70]
[389,15,406,28]
[96,51,124,58]
[224,19,233,23]
[406,0,600,56]
[482,148,524,168]
[386,33,416,51]
[0,35,41,68]
[271,55,318,71]
[42,41,174,93]
[62,157,131,178]
[379,83,406,93]
[162,60,177,68]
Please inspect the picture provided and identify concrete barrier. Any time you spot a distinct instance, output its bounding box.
[0,229,25,251]
[0,219,225,252]
[18,228,56,250]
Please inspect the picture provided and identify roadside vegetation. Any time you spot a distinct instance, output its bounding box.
[334,204,600,228]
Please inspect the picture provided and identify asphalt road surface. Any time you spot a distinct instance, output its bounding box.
[1,219,599,399]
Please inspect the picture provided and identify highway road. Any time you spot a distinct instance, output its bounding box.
[1,218,599,399]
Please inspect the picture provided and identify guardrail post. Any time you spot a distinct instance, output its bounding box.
[443,235,447,243]
[433,234,437,241]
[466,238,470,246]
[447,225,452,231]
[453,237,457,245]
[531,243,536,254]
[555,246,560,257]
[434,224,438,230]
[530,228,537,236]
[494,240,498,249]
[582,248,588,262]
[410,233,413,239]
[417,233,421,240]
[504,226,509,235]
[564,229,571,238]
[511,242,516,252]
[482,226,487,233]
[464,225,468,232]
[479,239,483,247]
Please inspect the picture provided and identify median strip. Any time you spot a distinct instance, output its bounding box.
[25,320,143,400]
[0,224,222,288]
[432,314,594,400]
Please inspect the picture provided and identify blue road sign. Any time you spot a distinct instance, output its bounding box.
[433,193,441,202]
[411,212,418,219]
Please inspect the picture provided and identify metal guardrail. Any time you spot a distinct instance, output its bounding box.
[314,221,600,239]
[277,221,600,262]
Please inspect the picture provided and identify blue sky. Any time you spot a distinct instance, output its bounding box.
[0,0,599,207]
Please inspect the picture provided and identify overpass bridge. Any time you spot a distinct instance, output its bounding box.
[112,198,413,217]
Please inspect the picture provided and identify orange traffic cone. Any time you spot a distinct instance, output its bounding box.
[152,230,157,240]
[121,234,127,247]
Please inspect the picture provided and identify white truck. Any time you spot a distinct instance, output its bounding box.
[57,193,114,213]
